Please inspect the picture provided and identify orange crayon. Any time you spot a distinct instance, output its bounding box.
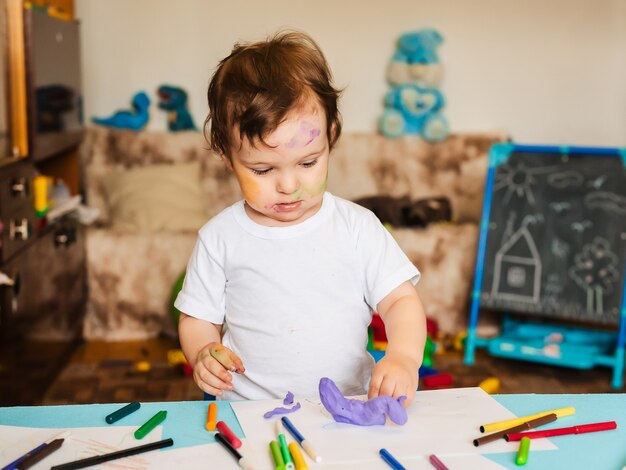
[206,402,218,431]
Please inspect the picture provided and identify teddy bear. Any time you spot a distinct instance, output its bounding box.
[379,29,449,141]
[387,29,444,88]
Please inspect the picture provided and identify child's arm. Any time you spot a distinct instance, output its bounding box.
[368,281,426,406]
[178,313,244,397]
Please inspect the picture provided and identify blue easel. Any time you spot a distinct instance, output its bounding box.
[464,143,626,388]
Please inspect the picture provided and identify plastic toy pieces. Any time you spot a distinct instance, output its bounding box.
[319,377,407,426]
[422,373,453,389]
[479,377,501,394]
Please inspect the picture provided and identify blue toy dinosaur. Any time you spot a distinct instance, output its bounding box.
[157,85,196,131]
[91,91,150,130]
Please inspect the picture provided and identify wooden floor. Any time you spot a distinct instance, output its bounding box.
[0,337,622,407]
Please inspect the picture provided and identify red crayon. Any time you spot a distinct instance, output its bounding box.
[216,420,242,448]
[505,421,617,441]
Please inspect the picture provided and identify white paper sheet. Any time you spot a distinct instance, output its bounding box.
[231,387,557,469]
[0,425,160,469]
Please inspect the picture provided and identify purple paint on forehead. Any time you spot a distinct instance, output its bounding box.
[305,128,321,146]
[286,121,321,148]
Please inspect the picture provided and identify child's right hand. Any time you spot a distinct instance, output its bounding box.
[193,342,245,397]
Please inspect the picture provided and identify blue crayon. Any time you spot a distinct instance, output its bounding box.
[379,448,406,470]
[2,431,70,470]
[105,401,141,424]
[280,417,321,463]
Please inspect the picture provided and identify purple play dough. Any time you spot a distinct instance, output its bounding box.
[263,402,301,419]
[319,377,408,426]
[283,391,295,405]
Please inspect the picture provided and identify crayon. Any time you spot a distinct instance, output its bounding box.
[288,442,308,470]
[281,417,321,463]
[428,454,449,470]
[17,438,64,470]
[216,420,242,449]
[214,433,254,470]
[206,402,218,431]
[516,437,530,465]
[379,448,405,470]
[105,402,140,424]
[270,440,286,470]
[51,438,173,470]
[473,413,557,446]
[480,406,575,433]
[3,431,70,470]
[278,434,295,470]
[506,420,617,441]
[134,410,167,440]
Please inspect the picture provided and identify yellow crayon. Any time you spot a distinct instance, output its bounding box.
[288,442,308,470]
[206,402,217,431]
[481,406,575,433]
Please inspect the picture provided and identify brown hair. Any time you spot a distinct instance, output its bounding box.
[205,31,342,159]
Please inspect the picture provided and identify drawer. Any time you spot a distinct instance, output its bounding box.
[0,161,38,262]
[0,160,36,216]
[0,216,86,340]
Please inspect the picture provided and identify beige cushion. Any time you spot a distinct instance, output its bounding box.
[102,162,208,232]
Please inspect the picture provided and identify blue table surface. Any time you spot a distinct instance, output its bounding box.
[1,393,625,469]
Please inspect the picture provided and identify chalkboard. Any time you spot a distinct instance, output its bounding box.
[479,145,626,326]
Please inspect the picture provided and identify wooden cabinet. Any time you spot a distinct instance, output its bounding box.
[0,0,85,341]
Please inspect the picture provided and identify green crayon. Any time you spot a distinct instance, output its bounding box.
[270,440,286,470]
[516,436,530,466]
[278,433,294,468]
[134,410,167,440]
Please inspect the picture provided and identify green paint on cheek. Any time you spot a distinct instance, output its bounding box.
[306,175,328,196]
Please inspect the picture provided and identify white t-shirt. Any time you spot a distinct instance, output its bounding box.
[175,192,420,400]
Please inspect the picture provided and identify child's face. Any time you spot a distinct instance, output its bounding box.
[224,101,330,226]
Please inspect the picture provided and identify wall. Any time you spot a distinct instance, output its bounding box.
[76,0,626,147]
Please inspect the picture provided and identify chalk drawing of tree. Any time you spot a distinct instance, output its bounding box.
[569,237,619,314]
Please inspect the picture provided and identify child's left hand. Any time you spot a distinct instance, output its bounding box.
[368,353,419,406]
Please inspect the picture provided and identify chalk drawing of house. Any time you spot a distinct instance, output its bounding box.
[491,226,542,303]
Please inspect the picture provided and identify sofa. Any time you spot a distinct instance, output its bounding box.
[81,127,505,340]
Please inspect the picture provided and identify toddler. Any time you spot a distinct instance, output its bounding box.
[175,31,426,404]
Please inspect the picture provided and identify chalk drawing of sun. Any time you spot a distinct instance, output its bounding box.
[493,162,551,206]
